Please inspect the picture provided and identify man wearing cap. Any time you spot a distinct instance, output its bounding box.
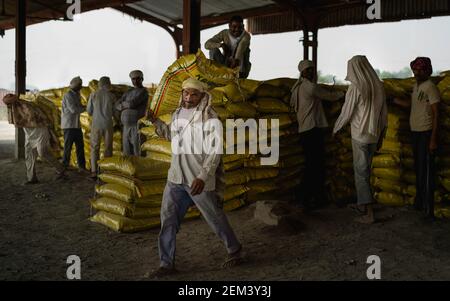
[3,94,66,184]
[205,15,251,78]
[61,76,87,171]
[146,78,242,277]
[394,57,440,220]
[87,76,117,178]
[290,60,345,211]
[116,70,149,156]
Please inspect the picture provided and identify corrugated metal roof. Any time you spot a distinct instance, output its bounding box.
[126,0,275,24]
[248,0,450,35]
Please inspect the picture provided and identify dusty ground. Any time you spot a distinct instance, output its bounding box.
[1,154,450,281]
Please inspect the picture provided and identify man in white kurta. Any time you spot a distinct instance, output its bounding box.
[146,78,241,277]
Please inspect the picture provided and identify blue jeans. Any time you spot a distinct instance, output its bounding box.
[158,182,241,268]
[352,139,377,206]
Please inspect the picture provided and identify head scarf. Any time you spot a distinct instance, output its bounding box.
[129,70,144,79]
[70,76,82,89]
[345,55,386,137]
[410,57,433,76]
[181,77,208,93]
[298,60,315,73]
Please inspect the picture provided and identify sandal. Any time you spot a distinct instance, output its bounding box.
[222,245,243,268]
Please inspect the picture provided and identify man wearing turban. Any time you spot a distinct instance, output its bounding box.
[394,57,440,220]
[61,76,86,171]
[115,70,149,156]
[146,78,242,277]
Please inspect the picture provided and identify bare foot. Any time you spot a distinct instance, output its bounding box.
[354,215,375,224]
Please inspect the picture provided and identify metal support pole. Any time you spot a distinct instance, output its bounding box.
[15,0,26,160]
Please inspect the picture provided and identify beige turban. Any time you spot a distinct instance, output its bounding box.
[298,60,315,73]
[129,70,144,79]
[70,76,82,89]
[98,76,111,89]
[181,78,208,93]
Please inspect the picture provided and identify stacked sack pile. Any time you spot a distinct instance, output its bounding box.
[21,80,156,169]
[89,156,186,232]
[138,50,305,220]
[321,86,356,205]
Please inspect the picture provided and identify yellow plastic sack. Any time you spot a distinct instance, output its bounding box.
[224,185,249,202]
[98,156,170,179]
[246,179,278,194]
[375,192,405,206]
[151,50,238,116]
[213,83,249,103]
[403,171,416,184]
[435,206,450,219]
[383,79,409,98]
[141,138,172,155]
[90,211,161,233]
[263,78,297,90]
[373,177,404,195]
[387,112,409,130]
[98,173,142,192]
[223,154,247,164]
[246,168,279,181]
[372,168,402,181]
[224,159,244,171]
[140,126,157,138]
[255,83,287,99]
[90,198,160,218]
[225,169,248,185]
[372,154,401,168]
[237,78,261,94]
[440,177,450,192]
[254,98,290,113]
[225,102,258,118]
[223,198,246,212]
[146,152,172,163]
[213,105,234,120]
[96,182,166,203]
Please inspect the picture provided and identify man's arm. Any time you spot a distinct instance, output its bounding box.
[430,102,439,154]
[393,97,411,108]
[63,93,85,114]
[147,109,171,141]
[333,85,358,135]
[234,32,250,60]
[125,89,149,110]
[86,93,94,116]
[312,84,345,102]
[205,30,225,50]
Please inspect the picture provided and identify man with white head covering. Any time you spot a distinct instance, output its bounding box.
[87,76,117,178]
[394,57,440,220]
[290,59,345,210]
[146,78,242,278]
[333,55,388,224]
[61,76,86,171]
[116,70,149,156]
[4,94,66,184]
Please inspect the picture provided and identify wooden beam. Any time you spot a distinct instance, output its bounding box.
[182,0,201,55]
[15,0,26,159]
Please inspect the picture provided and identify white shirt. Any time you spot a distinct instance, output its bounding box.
[290,78,344,133]
[87,88,116,130]
[410,79,440,132]
[333,84,387,144]
[61,89,85,129]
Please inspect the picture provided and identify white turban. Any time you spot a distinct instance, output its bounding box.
[70,76,82,89]
[98,76,111,89]
[2,94,18,105]
[181,78,208,93]
[298,60,315,73]
[129,70,144,79]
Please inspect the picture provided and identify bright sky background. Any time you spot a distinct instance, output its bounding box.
[0,8,449,91]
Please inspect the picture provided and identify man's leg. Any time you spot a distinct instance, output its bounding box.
[189,187,241,259]
[129,125,141,156]
[62,129,74,167]
[158,182,194,269]
[209,48,227,65]
[104,127,114,158]
[412,132,424,210]
[298,129,314,208]
[122,126,132,156]
[25,141,38,183]
[421,131,435,218]
[352,139,376,223]
[74,128,86,170]
[311,128,326,205]
[90,128,101,173]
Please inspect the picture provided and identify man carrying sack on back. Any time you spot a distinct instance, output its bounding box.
[4,94,66,184]
[146,78,243,278]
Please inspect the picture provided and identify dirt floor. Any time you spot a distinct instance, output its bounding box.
[1,156,450,281]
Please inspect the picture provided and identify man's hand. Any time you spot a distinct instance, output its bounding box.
[221,43,230,56]
[429,139,438,154]
[190,178,205,196]
[230,58,240,69]
[147,109,157,123]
